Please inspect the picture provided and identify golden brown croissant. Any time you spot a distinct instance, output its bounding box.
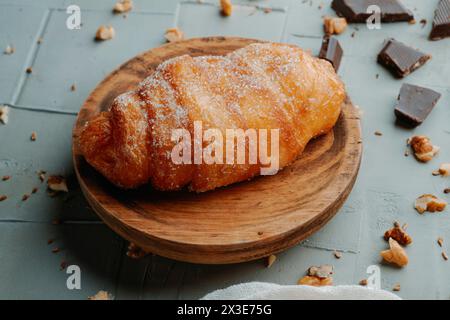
[78,42,345,192]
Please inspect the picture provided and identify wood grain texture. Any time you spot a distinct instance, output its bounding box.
[72,37,362,264]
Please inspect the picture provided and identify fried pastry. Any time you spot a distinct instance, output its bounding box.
[78,42,345,192]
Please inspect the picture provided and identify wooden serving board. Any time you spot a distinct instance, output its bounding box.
[72,37,362,264]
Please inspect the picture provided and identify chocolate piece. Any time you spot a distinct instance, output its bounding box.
[331,0,414,23]
[430,0,450,40]
[318,35,343,72]
[394,84,441,127]
[377,39,431,78]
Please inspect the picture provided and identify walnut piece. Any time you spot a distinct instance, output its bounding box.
[0,105,9,124]
[266,254,276,268]
[47,175,69,193]
[308,264,333,278]
[438,163,450,177]
[323,16,347,35]
[95,25,115,41]
[380,238,409,267]
[113,0,132,13]
[384,223,412,246]
[220,0,233,16]
[408,136,440,162]
[126,242,149,259]
[88,290,112,300]
[414,194,447,214]
[298,265,333,286]
[298,276,333,286]
[164,27,184,43]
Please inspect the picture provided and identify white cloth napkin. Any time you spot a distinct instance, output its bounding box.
[202,282,400,300]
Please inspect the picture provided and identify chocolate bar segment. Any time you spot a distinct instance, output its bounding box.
[318,35,343,72]
[430,0,450,40]
[331,0,414,23]
[377,39,431,78]
[394,84,441,127]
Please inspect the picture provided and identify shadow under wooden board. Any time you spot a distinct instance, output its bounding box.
[72,37,362,264]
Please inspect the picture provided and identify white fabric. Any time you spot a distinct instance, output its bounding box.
[202,282,400,300]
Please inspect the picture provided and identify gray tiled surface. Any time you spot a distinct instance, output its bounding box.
[0,0,449,299]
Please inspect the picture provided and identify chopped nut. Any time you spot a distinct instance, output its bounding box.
[408,19,416,25]
[60,260,68,270]
[88,290,112,300]
[32,187,38,194]
[384,223,412,246]
[0,195,7,202]
[408,136,440,162]
[47,239,54,245]
[437,237,444,247]
[220,0,233,16]
[30,131,37,141]
[444,188,450,194]
[37,37,43,44]
[432,170,441,176]
[52,247,60,253]
[263,7,272,14]
[359,279,368,286]
[70,84,76,92]
[298,275,333,286]
[95,25,115,41]
[374,131,383,136]
[308,265,333,278]
[113,0,132,13]
[126,242,149,259]
[266,254,276,268]
[26,67,33,74]
[323,16,347,35]
[438,163,450,177]
[380,238,409,267]
[22,194,30,201]
[414,194,447,214]
[2,175,10,181]
[333,250,342,259]
[164,27,184,43]
[443,252,449,261]
[47,175,69,193]
[4,45,15,55]
[0,105,9,124]
[393,283,401,291]
[38,170,46,182]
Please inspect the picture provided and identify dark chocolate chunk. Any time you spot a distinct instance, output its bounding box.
[394,84,441,127]
[429,0,450,40]
[377,38,431,78]
[318,35,343,72]
[331,0,414,23]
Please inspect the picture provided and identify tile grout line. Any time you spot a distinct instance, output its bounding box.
[10,8,53,106]
[1,102,78,116]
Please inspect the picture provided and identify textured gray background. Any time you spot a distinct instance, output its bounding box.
[0,0,449,299]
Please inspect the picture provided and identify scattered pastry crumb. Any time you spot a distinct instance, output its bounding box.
[298,275,333,286]
[420,19,427,28]
[266,254,276,268]
[88,290,112,300]
[414,194,447,214]
[164,27,184,43]
[333,250,342,259]
[26,67,33,74]
[52,247,60,254]
[384,222,412,246]
[95,25,115,41]
[408,136,440,162]
[380,238,408,267]
[220,0,233,17]
[438,237,444,247]
[359,279,368,286]
[351,31,355,38]
[22,194,30,201]
[442,252,448,261]
[263,7,272,14]
[113,0,132,13]
[393,283,401,291]
[126,242,149,259]
[408,19,416,25]
[323,16,347,35]
[374,131,382,136]
[60,260,68,270]
[38,170,46,182]
[438,163,450,177]
[376,73,379,79]
[298,265,334,286]
[0,105,9,124]
[4,45,15,55]
[404,149,409,157]
[70,84,76,92]
[47,175,69,193]
[47,239,54,245]
[2,175,10,181]
[31,187,38,194]
[0,195,7,202]
[444,188,450,194]
[37,37,43,44]
[30,131,37,141]
[432,170,441,176]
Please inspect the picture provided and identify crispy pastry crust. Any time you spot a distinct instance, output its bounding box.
[79,43,346,192]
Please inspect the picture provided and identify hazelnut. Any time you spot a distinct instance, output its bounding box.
[408,136,440,162]
[220,0,233,17]
[95,25,115,41]
[323,16,348,35]
[384,223,412,246]
[380,238,409,267]
[164,27,184,43]
[414,194,447,214]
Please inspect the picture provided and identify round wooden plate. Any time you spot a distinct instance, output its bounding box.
[73,37,362,264]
